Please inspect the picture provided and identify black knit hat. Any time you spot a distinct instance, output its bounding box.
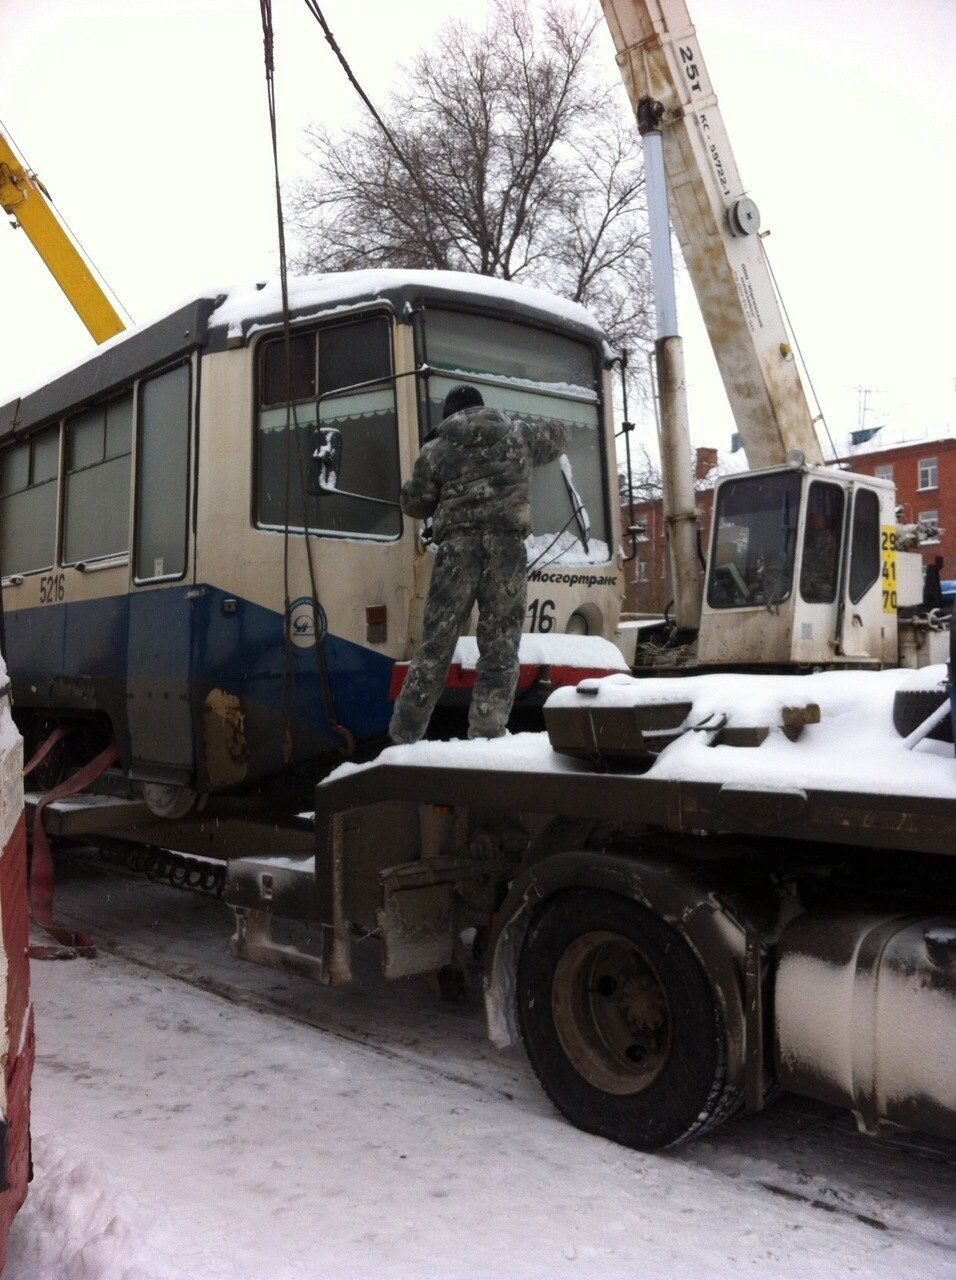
[442,384,484,419]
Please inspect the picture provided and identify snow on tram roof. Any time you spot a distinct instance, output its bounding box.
[0,270,605,438]
[209,270,605,342]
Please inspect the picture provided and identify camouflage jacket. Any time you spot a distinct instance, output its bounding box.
[400,407,567,542]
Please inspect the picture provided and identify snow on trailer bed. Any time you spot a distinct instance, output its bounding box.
[323,666,956,858]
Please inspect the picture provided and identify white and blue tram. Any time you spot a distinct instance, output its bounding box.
[0,271,623,811]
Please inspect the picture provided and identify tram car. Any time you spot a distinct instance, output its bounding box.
[0,271,624,815]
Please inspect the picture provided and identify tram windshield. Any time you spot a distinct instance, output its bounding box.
[707,470,803,609]
[421,311,609,564]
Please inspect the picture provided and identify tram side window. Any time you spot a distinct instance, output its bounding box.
[0,427,59,575]
[261,332,316,406]
[63,397,132,565]
[135,364,191,581]
[256,316,400,539]
[849,489,881,604]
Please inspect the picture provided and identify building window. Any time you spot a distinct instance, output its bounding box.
[874,464,893,481]
[918,457,938,491]
[0,426,60,575]
[63,396,132,565]
[635,559,649,582]
[919,510,940,544]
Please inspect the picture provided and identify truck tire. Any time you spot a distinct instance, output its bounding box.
[517,889,739,1151]
[892,687,953,743]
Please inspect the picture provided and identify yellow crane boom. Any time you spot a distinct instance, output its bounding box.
[0,131,124,344]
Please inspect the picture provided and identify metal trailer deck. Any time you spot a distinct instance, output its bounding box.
[27,747,956,1150]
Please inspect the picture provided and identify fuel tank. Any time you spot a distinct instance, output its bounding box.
[775,910,956,1140]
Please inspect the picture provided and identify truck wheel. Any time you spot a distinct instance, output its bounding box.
[892,687,952,743]
[517,889,738,1151]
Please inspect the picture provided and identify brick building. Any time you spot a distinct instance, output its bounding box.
[839,435,956,573]
[620,433,955,615]
[620,445,721,615]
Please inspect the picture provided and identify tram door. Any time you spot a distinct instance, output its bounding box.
[126,362,196,780]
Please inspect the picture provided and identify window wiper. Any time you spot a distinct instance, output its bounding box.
[558,454,590,554]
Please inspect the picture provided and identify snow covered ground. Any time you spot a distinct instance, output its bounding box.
[6,857,954,1280]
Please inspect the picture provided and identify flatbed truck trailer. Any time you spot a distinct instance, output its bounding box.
[219,707,956,1154]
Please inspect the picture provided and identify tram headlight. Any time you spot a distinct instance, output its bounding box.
[565,610,589,636]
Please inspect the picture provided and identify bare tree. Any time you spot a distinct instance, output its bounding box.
[618,442,662,505]
[288,0,652,362]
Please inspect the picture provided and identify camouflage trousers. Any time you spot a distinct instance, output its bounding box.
[389,531,527,744]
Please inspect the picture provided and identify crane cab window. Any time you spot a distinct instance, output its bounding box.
[707,471,802,609]
[256,316,400,539]
[849,488,881,604]
[63,397,132,565]
[0,427,60,575]
[800,481,844,604]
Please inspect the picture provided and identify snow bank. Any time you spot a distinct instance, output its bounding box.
[453,633,628,671]
[5,1133,189,1280]
[209,271,602,342]
[549,664,956,799]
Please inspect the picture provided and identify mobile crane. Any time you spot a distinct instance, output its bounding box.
[605,0,945,672]
[0,128,124,344]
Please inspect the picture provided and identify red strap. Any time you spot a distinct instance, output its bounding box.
[30,743,118,955]
[22,725,72,780]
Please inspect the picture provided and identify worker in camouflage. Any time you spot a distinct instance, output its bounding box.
[389,384,567,744]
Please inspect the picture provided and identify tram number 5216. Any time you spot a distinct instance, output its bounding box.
[39,572,65,604]
[527,598,556,633]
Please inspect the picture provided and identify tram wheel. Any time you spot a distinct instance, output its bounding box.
[141,782,200,820]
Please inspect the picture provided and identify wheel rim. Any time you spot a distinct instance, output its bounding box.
[551,929,673,1096]
[141,782,197,819]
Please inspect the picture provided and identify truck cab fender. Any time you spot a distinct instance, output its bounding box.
[483,845,776,1096]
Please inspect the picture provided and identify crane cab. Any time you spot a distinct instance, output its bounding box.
[698,463,900,668]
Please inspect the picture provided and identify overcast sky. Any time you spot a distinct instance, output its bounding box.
[1,0,954,461]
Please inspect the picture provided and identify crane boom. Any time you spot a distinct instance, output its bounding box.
[0,131,124,345]
[601,0,823,468]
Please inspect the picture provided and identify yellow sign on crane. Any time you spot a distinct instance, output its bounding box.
[0,131,124,345]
